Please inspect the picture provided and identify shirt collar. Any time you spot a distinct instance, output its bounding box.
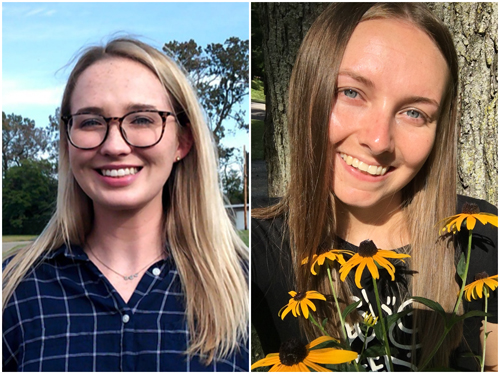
[44,243,89,261]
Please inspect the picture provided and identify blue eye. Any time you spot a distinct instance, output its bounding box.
[406,109,421,118]
[343,89,358,99]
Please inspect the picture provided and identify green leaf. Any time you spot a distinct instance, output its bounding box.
[322,317,329,329]
[342,300,362,321]
[359,344,386,360]
[448,310,491,327]
[411,296,446,320]
[457,252,466,281]
[385,308,413,329]
[374,319,385,343]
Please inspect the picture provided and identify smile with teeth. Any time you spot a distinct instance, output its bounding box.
[340,153,389,176]
[100,167,140,178]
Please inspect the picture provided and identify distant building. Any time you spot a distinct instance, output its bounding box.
[225,204,248,230]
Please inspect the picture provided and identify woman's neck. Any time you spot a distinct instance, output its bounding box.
[86,198,165,263]
[336,197,408,250]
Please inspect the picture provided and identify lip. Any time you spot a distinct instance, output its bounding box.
[94,165,143,187]
[337,153,393,181]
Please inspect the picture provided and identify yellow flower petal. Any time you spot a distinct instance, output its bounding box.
[366,259,380,280]
[305,291,327,301]
[251,354,281,369]
[289,291,297,297]
[297,362,310,372]
[303,359,332,372]
[354,260,367,288]
[307,348,359,364]
[466,216,477,230]
[307,336,339,349]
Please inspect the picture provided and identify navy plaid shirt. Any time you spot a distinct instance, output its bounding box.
[3,244,249,371]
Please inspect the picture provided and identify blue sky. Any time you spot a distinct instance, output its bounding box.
[2,2,250,151]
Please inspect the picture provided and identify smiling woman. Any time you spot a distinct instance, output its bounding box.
[252,3,497,372]
[3,38,249,372]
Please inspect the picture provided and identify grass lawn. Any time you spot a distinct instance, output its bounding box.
[251,119,265,161]
[238,230,249,246]
[251,78,266,103]
[3,235,37,243]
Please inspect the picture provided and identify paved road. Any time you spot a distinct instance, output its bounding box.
[251,102,265,121]
[3,241,32,253]
[250,101,269,200]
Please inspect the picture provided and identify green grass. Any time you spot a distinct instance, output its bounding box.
[251,119,265,161]
[238,230,249,246]
[3,235,37,242]
[251,324,266,370]
[251,78,266,104]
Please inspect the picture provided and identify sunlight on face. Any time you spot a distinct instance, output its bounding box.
[329,18,449,212]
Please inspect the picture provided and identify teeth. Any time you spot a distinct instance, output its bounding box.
[340,153,389,176]
[101,167,139,177]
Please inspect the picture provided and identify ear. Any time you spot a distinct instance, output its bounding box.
[176,124,193,160]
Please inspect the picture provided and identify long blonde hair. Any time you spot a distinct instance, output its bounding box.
[254,3,460,368]
[3,38,248,363]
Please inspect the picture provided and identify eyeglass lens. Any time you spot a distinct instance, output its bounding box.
[68,111,164,148]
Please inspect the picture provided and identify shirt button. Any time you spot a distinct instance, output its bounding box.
[122,314,130,324]
[152,268,161,276]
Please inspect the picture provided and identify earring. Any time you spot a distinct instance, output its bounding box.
[176,156,181,161]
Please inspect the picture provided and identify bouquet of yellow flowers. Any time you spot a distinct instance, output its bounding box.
[252,203,497,372]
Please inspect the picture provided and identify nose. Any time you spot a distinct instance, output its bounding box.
[99,121,132,156]
[358,107,395,155]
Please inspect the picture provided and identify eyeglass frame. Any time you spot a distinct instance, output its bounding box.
[61,109,180,150]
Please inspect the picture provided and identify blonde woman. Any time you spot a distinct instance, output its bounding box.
[3,38,248,372]
[252,3,497,371]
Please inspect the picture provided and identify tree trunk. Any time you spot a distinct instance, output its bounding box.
[427,2,498,206]
[258,3,328,197]
[259,3,498,205]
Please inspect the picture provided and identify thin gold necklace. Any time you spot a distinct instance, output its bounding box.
[88,245,163,281]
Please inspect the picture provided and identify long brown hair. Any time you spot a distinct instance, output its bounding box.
[254,3,460,368]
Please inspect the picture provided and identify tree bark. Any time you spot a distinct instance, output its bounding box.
[258,3,328,197]
[259,3,498,205]
[427,2,498,206]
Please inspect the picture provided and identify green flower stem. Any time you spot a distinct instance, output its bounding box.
[481,286,488,372]
[453,229,473,315]
[420,229,473,371]
[327,267,348,343]
[308,313,329,336]
[372,277,394,372]
[327,267,360,372]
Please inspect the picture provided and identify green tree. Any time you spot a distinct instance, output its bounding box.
[222,168,244,204]
[2,112,49,177]
[3,159,58,235]
[163,37,249,145]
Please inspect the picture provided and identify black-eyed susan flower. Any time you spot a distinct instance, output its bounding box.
[463,272,498,301]
[278,290,326,320]
[439,202,498,234]
[302,249,355,275]
[339,240,411,289]
[250,336,358,372]
[363,312,378,328]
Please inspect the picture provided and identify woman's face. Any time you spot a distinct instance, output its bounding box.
[329,18,449,211]
[68,57,191,212]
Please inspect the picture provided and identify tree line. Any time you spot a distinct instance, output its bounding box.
[2,37,248,235]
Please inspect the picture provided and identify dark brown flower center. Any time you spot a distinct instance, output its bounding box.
[293,292,306,301]
[461,202,480,214]
[359,240,378,257]
[279,339,308,366]
[475,271,489,281]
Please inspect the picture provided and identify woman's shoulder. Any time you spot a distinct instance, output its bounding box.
[457,194,497,214]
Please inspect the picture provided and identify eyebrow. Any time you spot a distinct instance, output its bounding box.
[338,70,375,89]
[74,104,159,115]
[338,70,440,108]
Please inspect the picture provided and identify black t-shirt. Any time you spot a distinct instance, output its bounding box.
[251,195,497,371]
